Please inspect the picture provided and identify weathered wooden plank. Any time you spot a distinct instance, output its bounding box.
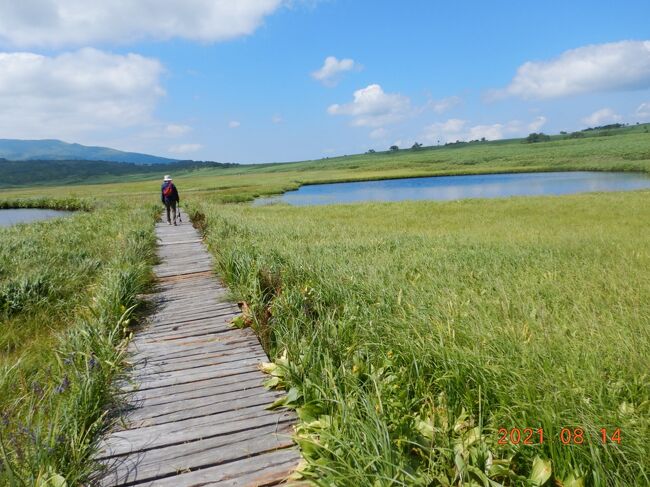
[149,286,223,298]
[156,284,223,294]
[135,329,238,346]
[99,422,294,486]
[101,403,291,455]
[120,387,273,425]
[155,261,214,271]
[130,340,264,365]
[158,239,202,245]
[136,319,235,338]
[156,250,207,260]
[132,323,237,344]
[98,406,294,459]
[145,447,300,487]
[132,327,236,347]
[156,275,217,286]
[128,335,261,362]
[157,268,214,278]
[148,298,233,313]
[134,318,238,341]
[128,355,265,385]
[156,252,212,261]
[148,305,239,324]
[152,289,227,302]
[140,311,238,333]
[122,369,265,403]
[128,328,259,354]
[152,290,230,302]
[98,211,298,485]
[126,375,266,409]
[142,314,233,332]
[156,255,209,264]
[128,353,267,384]
[120,361,261,392]
[147,308,238,326]
[121,389,285,427]
[129,348,267,375]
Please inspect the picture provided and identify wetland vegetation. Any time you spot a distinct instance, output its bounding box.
[0,200,157,484]
[1,125,649,485]
[190,190,649,486]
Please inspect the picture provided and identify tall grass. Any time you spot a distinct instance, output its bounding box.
[0,200,157,485]
[191,190,650,486]
[0,197,92,211]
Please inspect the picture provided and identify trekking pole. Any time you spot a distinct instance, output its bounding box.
[177,202,183,224]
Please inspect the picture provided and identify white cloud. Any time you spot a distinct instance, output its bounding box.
[0,0,284,48]
[328,84,412,127]
[312,56,361,86]
[429,96,462,114]
[229,121,241,128]
[581,108,622,126]
[528,116,547,132]
[369,128,388,139]
[422,117,543,144]
[421,119,467,143]
[271,114,284,124]
[168,143,203,154]
[492,40,650,99]
[0,48,164,140]
[468,122,523,140]
[165,124,192,136]
[636,102,650,118]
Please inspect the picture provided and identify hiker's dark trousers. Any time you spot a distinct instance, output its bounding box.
[165,200,177,223]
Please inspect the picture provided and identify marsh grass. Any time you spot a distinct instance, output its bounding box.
[192,190,650,486]
[0,200,157,485]
[0,197,92,212]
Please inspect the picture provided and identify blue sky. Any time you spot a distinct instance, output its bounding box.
[0,1,649,163]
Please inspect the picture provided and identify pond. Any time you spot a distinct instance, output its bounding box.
[0,208,74,227]
[256,171,650,206]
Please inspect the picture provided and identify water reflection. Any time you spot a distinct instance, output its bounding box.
[256,171,650,206]
[0,209,74,227]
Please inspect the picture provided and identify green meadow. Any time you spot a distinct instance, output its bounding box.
[1,126,649,485]
[0,201,157,484]
[190,191,649,486]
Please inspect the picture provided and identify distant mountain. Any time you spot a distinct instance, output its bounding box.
[0,139,177,164]
[0,159,239,188]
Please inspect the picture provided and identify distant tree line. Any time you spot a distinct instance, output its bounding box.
[582,123,625,131]
[524,132,551,143]
[0,159,238,187]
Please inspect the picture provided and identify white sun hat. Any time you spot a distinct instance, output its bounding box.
[163,175,172,181]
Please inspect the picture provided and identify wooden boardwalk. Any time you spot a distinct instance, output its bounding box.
[97,210,300,486]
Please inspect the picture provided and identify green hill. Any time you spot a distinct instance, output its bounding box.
[0,139,177,164]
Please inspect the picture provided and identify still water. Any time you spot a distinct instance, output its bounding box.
[0,208,74,227]
[256,171,650,206]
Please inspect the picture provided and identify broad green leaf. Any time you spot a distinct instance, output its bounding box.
[263,376,280,388]
[562,472,585,487]
[529,457,552,486]
[268,395,287,409]
[416,417,434,440]
[285,386,302,405]
[258,362,277,374]
[297,403,321,422]
[50,474,67,487]
[467,465,490,486]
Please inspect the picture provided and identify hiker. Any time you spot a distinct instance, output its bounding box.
[161,175,180,225]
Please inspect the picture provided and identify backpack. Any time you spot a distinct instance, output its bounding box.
[163,183,174,198]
